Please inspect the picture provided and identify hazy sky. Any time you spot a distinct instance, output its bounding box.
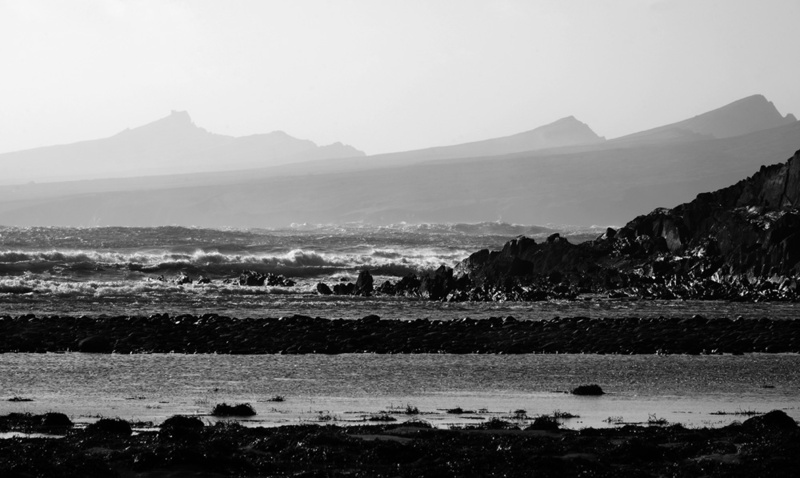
[2,0,798,155]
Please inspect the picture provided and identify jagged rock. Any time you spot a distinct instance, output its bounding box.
[377,280,395,294]
[196,275,211,284]
[266,273,295,287]
[354,270,374,296]
[239,270,266,286]
[394,274,422,295]
[420,265,456,300]
[173,273,192,285]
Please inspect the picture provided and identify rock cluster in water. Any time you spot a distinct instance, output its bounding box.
[1,410,798,477]
[1,313,798,354]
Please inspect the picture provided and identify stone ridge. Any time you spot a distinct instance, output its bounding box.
[1,313,798,354]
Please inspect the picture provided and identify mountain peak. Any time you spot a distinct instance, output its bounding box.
[167,109,193,123]
[114,110,202,138]
[698,94,795,132]
[616,94,796,143]
[510,115,605,145]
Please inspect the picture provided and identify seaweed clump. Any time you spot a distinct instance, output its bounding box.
[85,418,132,436]
[211,403,257,417]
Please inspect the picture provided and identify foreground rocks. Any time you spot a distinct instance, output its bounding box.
[1,411,798,477]
[1,313,799,354]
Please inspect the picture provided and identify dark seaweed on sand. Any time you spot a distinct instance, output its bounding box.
[211,402,257,417]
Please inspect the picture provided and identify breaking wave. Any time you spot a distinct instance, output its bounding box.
[0,247,472,279]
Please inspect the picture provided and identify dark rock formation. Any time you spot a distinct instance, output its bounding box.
[40,413,72,434]
[239,270,266,286]
[85,418,132,436]
[316,282,333,295]
[160,415,204,441]
[419,265,456,300]
[267,273,295,287]
[332,282,355,295]
[238,271,295,287]
[354,270,374,296]
[173,273,192,285]
[394,274,423,295]
[742,410,797,433]
[455,150,800,301]
[571,384,605,396]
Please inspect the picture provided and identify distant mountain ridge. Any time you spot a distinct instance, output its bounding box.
[0,94,798,227]
[613,94,796,145]
[368,115,604,165]
[0,111,365,184]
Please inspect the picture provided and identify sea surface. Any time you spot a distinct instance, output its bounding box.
[3,353,799,430]
[1,224,798,430]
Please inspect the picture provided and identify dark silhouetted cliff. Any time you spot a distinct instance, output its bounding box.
[457,149,800,298]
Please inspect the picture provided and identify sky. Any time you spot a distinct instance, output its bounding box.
[1,0,799,156]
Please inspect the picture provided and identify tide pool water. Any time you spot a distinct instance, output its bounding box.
[3,353,798,430]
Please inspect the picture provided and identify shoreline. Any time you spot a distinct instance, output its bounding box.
[2,313,799,354]
[1,410,798,477]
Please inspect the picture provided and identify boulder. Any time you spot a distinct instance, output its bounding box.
[85,418,132,436]
[742,410,797,432]
[160,415,204,440]
[40,412,72,433]
[316,282,333,295]
[333,282,355,295]
[354,270,374,296]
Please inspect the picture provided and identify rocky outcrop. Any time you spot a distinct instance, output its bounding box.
[455,150,800,300]
[354,270,374,296]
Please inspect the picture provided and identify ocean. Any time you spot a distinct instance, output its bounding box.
[1,224,799,429]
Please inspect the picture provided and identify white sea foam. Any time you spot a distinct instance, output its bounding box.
[0,246,473,278]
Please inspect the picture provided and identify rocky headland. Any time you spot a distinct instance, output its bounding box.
[319,149,800,302]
